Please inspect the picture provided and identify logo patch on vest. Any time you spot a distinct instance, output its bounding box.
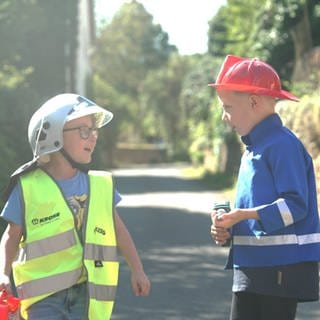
[95,260,103,267]
[94,226,106,236]
[32,212,60,225]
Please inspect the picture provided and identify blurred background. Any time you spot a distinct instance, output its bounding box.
[0,0,320,219]
[1,1,320,318]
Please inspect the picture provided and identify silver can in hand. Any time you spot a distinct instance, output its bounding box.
[213,201,231,246]
[213,201,230,218]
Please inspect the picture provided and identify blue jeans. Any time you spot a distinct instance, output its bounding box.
[25,282,87,320]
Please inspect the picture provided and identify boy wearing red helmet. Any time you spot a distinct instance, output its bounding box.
[209,55,320,320]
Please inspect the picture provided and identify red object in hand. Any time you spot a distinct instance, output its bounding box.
[0,290,20,319]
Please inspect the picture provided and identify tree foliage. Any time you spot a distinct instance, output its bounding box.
[141,54,194,157]
[91,0,177,153]
[0,0,78,196]
[209,0,320,85]
[208,0,265,58]
[250,0,317,82]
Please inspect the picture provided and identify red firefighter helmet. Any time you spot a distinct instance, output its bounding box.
[208,55,299,101]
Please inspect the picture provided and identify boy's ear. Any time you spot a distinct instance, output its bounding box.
[249,94,259,108]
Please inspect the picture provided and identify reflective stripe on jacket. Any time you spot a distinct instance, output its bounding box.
[13,169,119,319]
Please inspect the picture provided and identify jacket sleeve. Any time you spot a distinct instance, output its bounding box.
[257,137,315,234]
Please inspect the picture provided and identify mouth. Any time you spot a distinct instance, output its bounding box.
[84,147,92,153]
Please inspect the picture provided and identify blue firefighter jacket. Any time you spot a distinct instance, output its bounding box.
[226,113,320,268]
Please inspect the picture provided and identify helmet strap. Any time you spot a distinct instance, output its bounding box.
[60,148,89,173]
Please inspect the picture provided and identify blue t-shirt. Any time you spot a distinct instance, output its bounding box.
[1,170,121,231]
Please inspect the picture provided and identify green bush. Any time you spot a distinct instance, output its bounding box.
[277,93,320,209]
[277,93,320,159]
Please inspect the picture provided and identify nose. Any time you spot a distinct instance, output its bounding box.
[92,129,98,139]
[89,129,98,142]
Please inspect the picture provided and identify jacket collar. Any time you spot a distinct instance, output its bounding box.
[241,113,282,146]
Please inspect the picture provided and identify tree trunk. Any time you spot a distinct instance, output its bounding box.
[290,1,313,82]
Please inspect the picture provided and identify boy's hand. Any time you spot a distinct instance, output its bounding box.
[131,270,151,296]
[210,212,231,245]
[214,208,260,229]
[214,210,237,229]
[0,274,12,295]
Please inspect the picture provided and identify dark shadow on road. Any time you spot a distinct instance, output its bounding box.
[113,175,215,194]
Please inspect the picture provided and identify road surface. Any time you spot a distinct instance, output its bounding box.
[110,164,319,320]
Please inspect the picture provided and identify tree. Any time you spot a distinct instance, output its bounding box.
[278,0,319,82]
[208,0,265,58]
[141,53,194,158]
[207,6,229,57]
[91,0,176,149]
[249,0,320,84]
[208,0,320,88]
[0,0,79,196]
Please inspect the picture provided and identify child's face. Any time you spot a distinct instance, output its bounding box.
[63,115,98,164]
[217,90,256,136]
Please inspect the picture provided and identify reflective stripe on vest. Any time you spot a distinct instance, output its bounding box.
[17,268,83,299]
[19,229,76,260]
[14,169,119,320]
[88,282,117,301]
[84,243,118,261]
[233,232,320,246]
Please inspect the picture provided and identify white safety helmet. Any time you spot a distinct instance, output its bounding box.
[28,93,113,159]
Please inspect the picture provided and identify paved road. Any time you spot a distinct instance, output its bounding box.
[110,165,320,320]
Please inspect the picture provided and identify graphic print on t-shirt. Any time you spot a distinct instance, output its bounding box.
[67,194,87,230]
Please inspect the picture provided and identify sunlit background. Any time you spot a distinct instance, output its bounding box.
[0,1,320,318]
[95,0,226,55]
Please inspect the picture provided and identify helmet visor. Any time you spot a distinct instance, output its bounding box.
[66,104,113,128]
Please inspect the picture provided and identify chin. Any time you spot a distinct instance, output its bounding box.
[235,128,248,136]
[80,158,92,164]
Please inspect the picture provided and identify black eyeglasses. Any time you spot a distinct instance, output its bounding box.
[63,126,98,140]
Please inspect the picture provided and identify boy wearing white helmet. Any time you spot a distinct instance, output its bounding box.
[0,93,150,319]
[209,55,320,320]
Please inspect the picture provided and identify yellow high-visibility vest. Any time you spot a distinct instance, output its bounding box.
[13,169,119,319]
